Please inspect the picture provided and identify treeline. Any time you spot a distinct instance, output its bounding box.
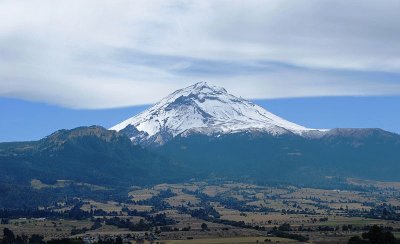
[182,189,275,213]
[0,202,90,221]
[346,204,400,221]
[0,227,126,244]
[104,212,176,231]
[0,201,178,231]
[135,189,176,211]
[178,205,308,242]
[270,229,309,242]
[0,228,84,244]
[348,225,400,244]
[71,208,178,233]
[0,182,131,209]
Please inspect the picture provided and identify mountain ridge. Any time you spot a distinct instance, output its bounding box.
[0,126,185,187]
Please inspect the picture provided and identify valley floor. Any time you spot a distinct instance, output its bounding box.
[1,179,400,243]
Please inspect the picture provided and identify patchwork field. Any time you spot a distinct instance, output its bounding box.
[1,179,400,243]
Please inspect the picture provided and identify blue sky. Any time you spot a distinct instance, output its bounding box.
[1,0,400,140]
[1,96,399,142]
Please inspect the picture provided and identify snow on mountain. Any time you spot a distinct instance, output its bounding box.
[110,82,327,145]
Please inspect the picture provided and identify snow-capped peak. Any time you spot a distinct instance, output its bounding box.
[110,82,325,145]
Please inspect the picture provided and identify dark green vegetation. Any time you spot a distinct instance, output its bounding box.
[0,182,132,209]
[348,225,400,244]
[2,126,400,188]
[0,126,183,187]
[157,128,400,186]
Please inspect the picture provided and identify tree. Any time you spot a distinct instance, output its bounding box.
[348,236,366,244]
[362,225,397,244]
[2,228,15,244]
[115,237,123,244]
[1,228,29,244]
[278,223,291,231]
[348,225,398,244]
[201,223,208,231]
[29,234,45,244]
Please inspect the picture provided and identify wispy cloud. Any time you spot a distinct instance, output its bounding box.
[1,0,400,108]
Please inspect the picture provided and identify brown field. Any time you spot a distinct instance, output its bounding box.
[129,188,160,201]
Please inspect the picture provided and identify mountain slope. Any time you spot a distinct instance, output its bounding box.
[155,128,400,185]
[0,126,184,187]
[111,82,326,145]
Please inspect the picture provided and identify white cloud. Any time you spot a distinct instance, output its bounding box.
[1,0,400,108]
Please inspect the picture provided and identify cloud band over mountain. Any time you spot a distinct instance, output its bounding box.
[1,0,400,108]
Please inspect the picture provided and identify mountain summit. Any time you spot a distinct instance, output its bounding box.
[110,82,325,145]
